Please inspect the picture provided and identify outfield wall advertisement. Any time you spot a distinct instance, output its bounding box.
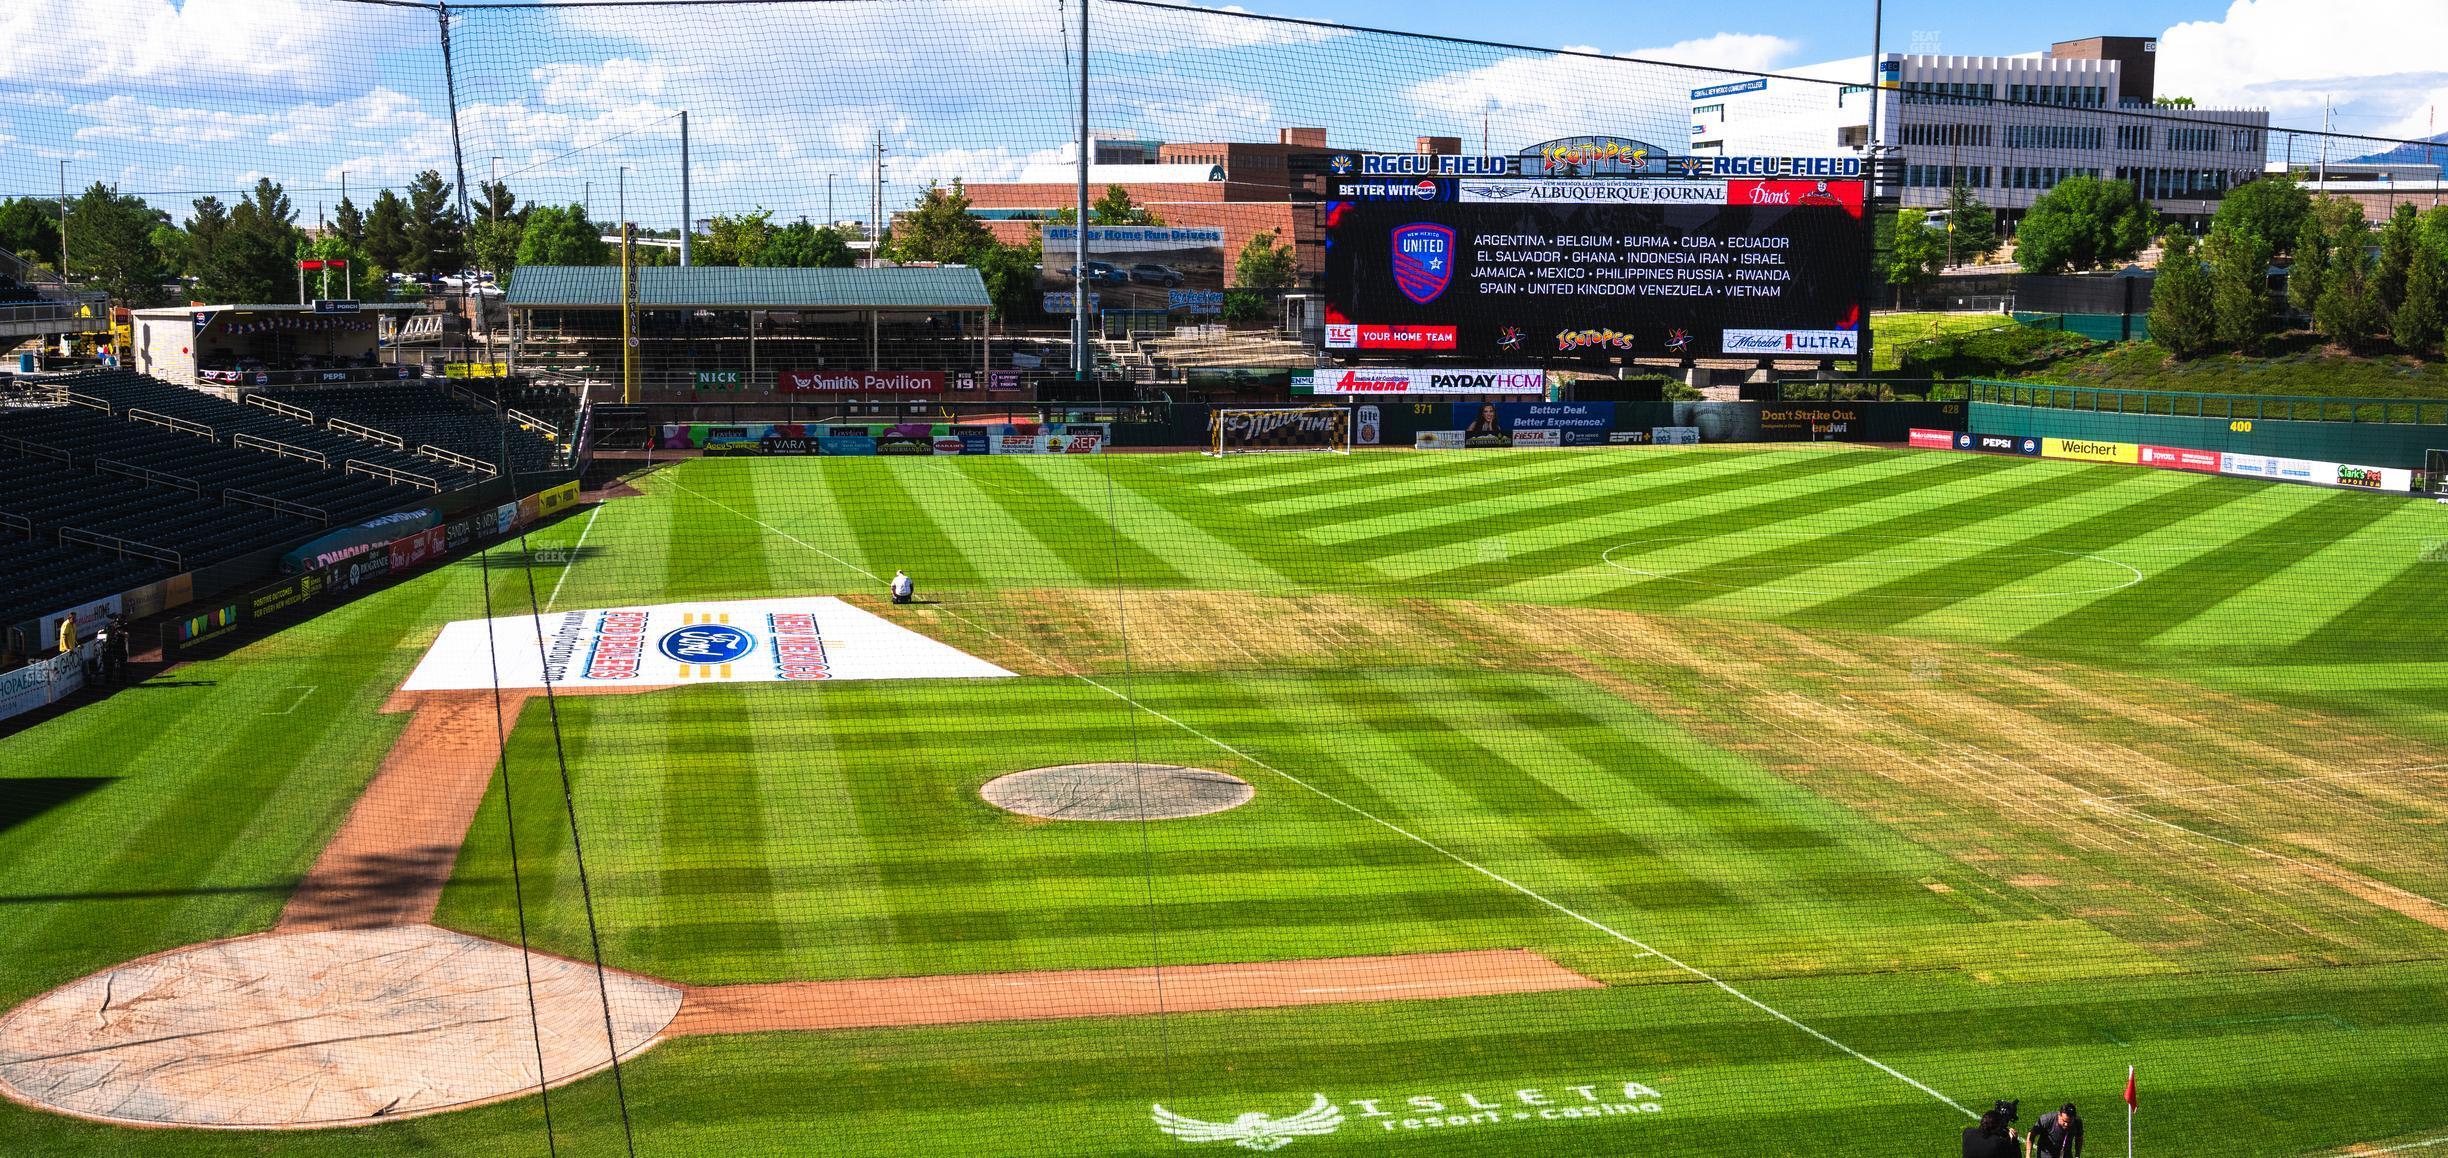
[1939,430,2419,492]
[675,423,1106,455]
[401,597,1016,691]
[1318,176,1870,359]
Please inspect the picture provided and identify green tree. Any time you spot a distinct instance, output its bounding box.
[1232,229,1297,290]
[332,195,365,251]
[2313,215,2382,350]
[0,197,62,266]
[1092,184,1161,225]
[513,205,610,267]
[2210,175,2311,256]
[973,236,1042,321]
[182,196,230,276]
[469,215,524,280]
[1942,182,1999,264]
[2014,176,2156,274]
[2376,202,2421,316]
[2204,228,2272,352]
[404,170,465,277]
[2395,247,2444,356]
[881,180,994,265]
[760,218,856,268]
[363,189,411,273]
[1220,289,1270,325]
[148,224,192,284]
[474,180,517,225]
[63,182,173,306]
[2286,213,2329,317]
[1885,208,1947,305]
[701,208,777,266]
[198,178,302,303]
[2148,230,2215,358]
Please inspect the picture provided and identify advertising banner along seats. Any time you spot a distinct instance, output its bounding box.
[402,598,1016,691]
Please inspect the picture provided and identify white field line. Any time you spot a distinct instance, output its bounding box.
[2096,760,2448,802]
[2080,797,2448,914]
[705,481,1976,1119]
[661,476,881,584]
[544,504,603,612]
[2338,1132,2448,1155]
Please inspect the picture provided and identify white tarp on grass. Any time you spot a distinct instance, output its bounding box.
[402,597,1013,691]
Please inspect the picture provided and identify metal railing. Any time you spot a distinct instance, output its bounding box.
[246,393,317,423]
[504,406,561,439]
[1970,380,2448,426]
[0,433,74,464]
[58,527,183,569]
[0,510,31,536]
[128,408,219,440]
[233,432,330,468]
[95,458,202,494]
[345,459,442,491]
[414,443,498,477]
[64,391,112,413]
[223,488,329,525]
[327,417,405,449]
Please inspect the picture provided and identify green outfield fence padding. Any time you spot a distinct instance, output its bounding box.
[1971,380,2448,468]
[2012,310,2152,343]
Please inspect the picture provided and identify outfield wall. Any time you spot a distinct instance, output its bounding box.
[1967,402,2448,470]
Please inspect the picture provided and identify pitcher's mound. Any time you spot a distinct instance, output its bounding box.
[982,763,1254,821]
[0,925,681,1129]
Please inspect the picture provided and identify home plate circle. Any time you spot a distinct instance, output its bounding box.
[0,925,682,1129]
[982,763,1255,821]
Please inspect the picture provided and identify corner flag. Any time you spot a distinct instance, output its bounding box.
[2124,1065,2137,1157]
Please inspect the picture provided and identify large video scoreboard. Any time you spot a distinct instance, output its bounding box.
[1318,175,1872,360]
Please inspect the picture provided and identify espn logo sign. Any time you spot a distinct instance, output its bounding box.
[1720,329,1859,356]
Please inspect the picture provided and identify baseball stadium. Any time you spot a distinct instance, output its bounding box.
[4,2,2448,1156]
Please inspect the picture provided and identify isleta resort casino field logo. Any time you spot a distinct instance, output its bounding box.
[1151,1078,1665,1149]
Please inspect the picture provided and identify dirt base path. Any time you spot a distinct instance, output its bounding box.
[667,949,1600,1036]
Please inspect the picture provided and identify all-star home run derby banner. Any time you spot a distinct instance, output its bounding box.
[401,597,1015,691]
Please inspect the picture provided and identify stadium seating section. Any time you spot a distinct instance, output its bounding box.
[0,369,576,644]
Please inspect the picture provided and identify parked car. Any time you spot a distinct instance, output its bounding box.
[1129,263,1184,287]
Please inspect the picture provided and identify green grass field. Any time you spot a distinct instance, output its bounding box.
[6,445,2448,1155]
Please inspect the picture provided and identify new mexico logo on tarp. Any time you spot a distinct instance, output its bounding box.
[401,598,1014,691]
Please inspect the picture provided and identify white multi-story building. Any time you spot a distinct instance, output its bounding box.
[1691,36,2271,230]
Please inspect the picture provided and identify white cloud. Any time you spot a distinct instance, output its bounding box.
[2159,0,2448,142]
[0,0,410,95]
[69,95,272,146]
[1404,34,1801,148]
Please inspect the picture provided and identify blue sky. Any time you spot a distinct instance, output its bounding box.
[1233,0,2226,65]
[2,0,2442,228]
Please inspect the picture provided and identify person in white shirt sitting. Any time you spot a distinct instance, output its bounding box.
[891,569,915,605]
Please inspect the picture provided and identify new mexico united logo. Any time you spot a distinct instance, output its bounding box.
[1152,1094,1343,1151]
[658,621,756,665]
[1390,222,1455,304]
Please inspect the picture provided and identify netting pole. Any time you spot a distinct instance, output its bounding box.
[438,3,473,370]
[1073,0,1091,384]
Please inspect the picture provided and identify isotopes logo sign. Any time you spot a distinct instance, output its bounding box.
[1152,1078,1666,1150]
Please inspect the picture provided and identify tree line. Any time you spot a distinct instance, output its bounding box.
[2152,183,2448,359]
[6,171,1307,326]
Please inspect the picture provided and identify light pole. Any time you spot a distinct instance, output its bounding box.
[57,160,69,281]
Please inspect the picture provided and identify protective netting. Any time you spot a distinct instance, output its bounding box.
[4,2,2448,1156]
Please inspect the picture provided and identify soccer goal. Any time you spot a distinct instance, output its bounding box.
[1208,407,1352,456]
